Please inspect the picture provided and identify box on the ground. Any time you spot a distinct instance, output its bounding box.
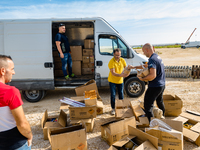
[70,118,95,133]
[163,94,183,116]
[109,125,158,150]
[70,46,82,61]
[75,79,102,101]
[145,119,183,150]
[41,110,67,140]
[48,124,87,150]
[72,61,81,75]
[69,98,97,120]
[84,39,94,49]
[136,116,149,128]
[82,68,94,75]
[115,99,134,119]
[101,117,136,146]
[82,56,90,63]
[174,111,200,146]
[83,49,93,56]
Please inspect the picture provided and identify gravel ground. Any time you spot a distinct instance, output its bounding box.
[21,48,200,150]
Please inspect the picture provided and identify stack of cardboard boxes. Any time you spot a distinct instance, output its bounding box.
[53,39,94,77]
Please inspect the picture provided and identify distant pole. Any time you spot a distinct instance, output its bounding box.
[185,28,197,44]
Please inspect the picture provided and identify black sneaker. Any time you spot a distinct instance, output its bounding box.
[70,73,77,78]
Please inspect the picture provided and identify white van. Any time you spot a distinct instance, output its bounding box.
[0,17,148,102]
[181,41,200,49]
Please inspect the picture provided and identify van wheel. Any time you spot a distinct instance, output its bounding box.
[197,46,199,48]
[182,46,186,49]
[22,90,46,103]
[124,77,145,97]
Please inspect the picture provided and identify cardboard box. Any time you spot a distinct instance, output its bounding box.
[72,61,81,75]
[115,99,134,119]
[70,118,95,133]
[136,117,149,128]
[70,46,82,61]
[174,111,200,146]
[82,68,94,75]
[75,79,101,100]
[109,125,158,150]
[41,110,67,140]
[163,95,183,116]
[132,104,145,121]
[48,124,87,150]
[83,49,93,56]
[84,39,94,49]
[82,56,90,63]
[101,117,136,146]
[145,119,183,150]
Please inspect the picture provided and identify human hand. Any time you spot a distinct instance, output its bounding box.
[60,53,64,58]
[28,138,32,147]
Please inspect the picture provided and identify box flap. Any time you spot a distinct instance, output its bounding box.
[160,119,183,132]
[135,140,157,150]
[71,118,93,124]
[132,105,145,119]
[139,117,149,125]
[84,98,97,106]
[115,108,134,119]
[115,99,131,108]
[58,109,67,127]
[44,122,63,128]
[163,95,175,100]
[173,116,188,123]
[112,135,136,147]
[70,96,85,101]
[190,122,200,133]
[41,110,48,128]
[60,103,69,110]
[128,125,158,149]
[183,127,200,141]
[180,112,200,122]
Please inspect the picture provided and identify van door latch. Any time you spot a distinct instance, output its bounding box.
[44,62,53,68]
[96,61,103,66]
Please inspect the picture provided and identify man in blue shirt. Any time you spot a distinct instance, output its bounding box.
[131,43,165,122]
[55,23,76,80]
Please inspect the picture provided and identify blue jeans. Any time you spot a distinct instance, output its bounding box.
[109,82,124,109]
[59,52,72,77]
[16,141,31,150]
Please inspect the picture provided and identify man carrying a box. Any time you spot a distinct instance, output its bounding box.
[55,23,76,80]
[130,43,165,122]
[0,55,33,149]
[108,48,130,115]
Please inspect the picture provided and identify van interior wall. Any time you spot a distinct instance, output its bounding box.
[52,22,95,80]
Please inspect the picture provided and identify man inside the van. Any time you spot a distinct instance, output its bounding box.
[0,55,33,150]
[130,43,165,122]
[108,48,130,115]
[55,23,76,80]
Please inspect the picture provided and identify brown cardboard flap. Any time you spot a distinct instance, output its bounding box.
[128,125,158,149]
[132,105,145,120]
[190,122,200,133]
[84,98,97,106]
[44,122,63,128]
[115,108,134,119]
[183,127,200,141]
[163,95,175,100]
[161,119,183,132]
[135,140,157,150]
[70,96,85,101]
[112,135,136,147]
[173,116,189,123]
[41,110,48,128]
[115,99,131,108]
[180,112,200,122]
[58,109,67,127]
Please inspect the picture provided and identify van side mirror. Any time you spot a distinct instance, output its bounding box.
[96,61,103,66]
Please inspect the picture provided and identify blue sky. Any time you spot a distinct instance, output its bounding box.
[0,0,200,45]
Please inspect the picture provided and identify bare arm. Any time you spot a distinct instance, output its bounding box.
[11,106,33,146]
[129,64,148,70]
[137,68,156,81]
[110,68,128,77]
[55,41,64,58]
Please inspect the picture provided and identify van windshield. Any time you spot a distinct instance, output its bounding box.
[99,35,128,58]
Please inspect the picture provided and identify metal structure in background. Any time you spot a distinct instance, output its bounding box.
[164,66,192,78]
[185,28,197,44]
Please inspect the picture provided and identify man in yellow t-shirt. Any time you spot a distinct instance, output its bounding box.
[108,48,130,115]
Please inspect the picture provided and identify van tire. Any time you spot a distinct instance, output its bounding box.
[22,90,46,103]
[197,46,199,48]
[124,77,145,97]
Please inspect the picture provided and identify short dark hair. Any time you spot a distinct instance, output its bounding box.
[0,55,12,61]
[113,48,121,54]
[59,23,65,27]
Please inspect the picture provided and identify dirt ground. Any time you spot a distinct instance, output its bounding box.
[22,47,200,150]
